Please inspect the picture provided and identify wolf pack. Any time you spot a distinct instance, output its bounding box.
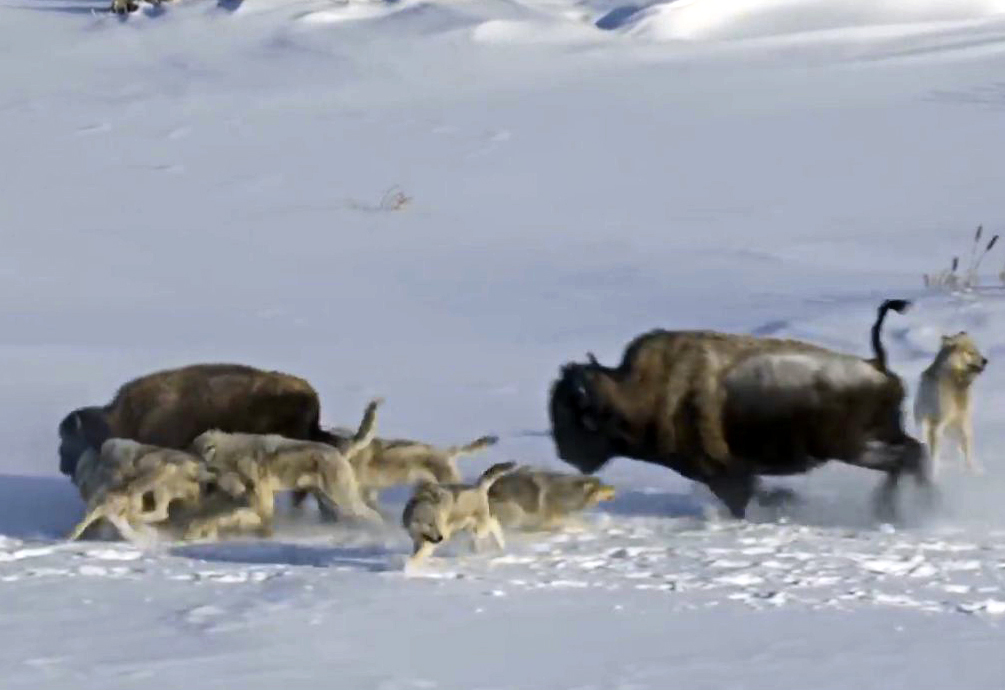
[56,298,988,569]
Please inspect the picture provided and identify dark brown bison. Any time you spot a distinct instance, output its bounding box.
[548,300,930,520]
[58,363,342,482]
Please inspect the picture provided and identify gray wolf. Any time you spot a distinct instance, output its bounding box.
[401,461,517,569]
[913,331,988,475]
[487,465,615,530]
[67,440,213,543]
[189,398,383,537]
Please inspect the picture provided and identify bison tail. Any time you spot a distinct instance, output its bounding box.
[871,298,911,372]
[310,427,342,446]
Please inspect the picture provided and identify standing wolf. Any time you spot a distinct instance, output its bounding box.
[914,331,988,475]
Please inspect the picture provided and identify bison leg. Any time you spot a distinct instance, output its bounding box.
[290,489,310,508]
[316,495,340,522]
[657,366,692,455]
[852,439,926,477]
[855,439,934,522]
[694,371,731,466]
[872,470,908,524]
[705,467,755,519]
[289,488,339,521]
[298,489,339,522]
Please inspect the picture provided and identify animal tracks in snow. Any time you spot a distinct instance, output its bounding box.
[4,508,1005,617]
[467,518,1005,616]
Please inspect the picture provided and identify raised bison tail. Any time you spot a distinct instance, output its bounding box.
[871,298,911,373]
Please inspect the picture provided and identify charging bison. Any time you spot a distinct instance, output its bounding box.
[548,300,930,520]
[58,363,344,485]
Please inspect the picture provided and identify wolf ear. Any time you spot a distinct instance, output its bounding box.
[586,352,599,366]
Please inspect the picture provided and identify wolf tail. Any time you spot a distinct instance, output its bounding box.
[447,435,499,459]
[476,461,518,491]
[342,398,383,459]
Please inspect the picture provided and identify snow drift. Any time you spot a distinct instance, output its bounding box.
[614,0,1005,42]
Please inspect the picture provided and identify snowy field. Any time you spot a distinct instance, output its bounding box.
[4,0,1005,687]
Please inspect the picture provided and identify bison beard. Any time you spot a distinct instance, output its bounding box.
[548,300,931,521]
[58,363,342,482]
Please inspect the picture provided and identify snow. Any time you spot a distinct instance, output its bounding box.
[3,0,1005,687]
[618,0,1005,42]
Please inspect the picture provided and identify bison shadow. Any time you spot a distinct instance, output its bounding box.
[599,488,707,519]
[0,474,82,540]
[595,476,938,530]
[172,542,399,571]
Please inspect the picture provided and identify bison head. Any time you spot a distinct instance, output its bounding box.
[548,357,622,475]
[58,406,111,477]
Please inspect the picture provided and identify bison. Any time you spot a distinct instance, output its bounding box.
[548,300,930,520]
[58,363,344,488]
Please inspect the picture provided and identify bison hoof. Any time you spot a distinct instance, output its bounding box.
[872,492,899,525]
[915,481,941,513]
[706,473,754,520]
[289,490,310,509]
[316,503,340,523]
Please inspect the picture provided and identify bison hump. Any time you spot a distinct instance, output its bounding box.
[724,351,886,415]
